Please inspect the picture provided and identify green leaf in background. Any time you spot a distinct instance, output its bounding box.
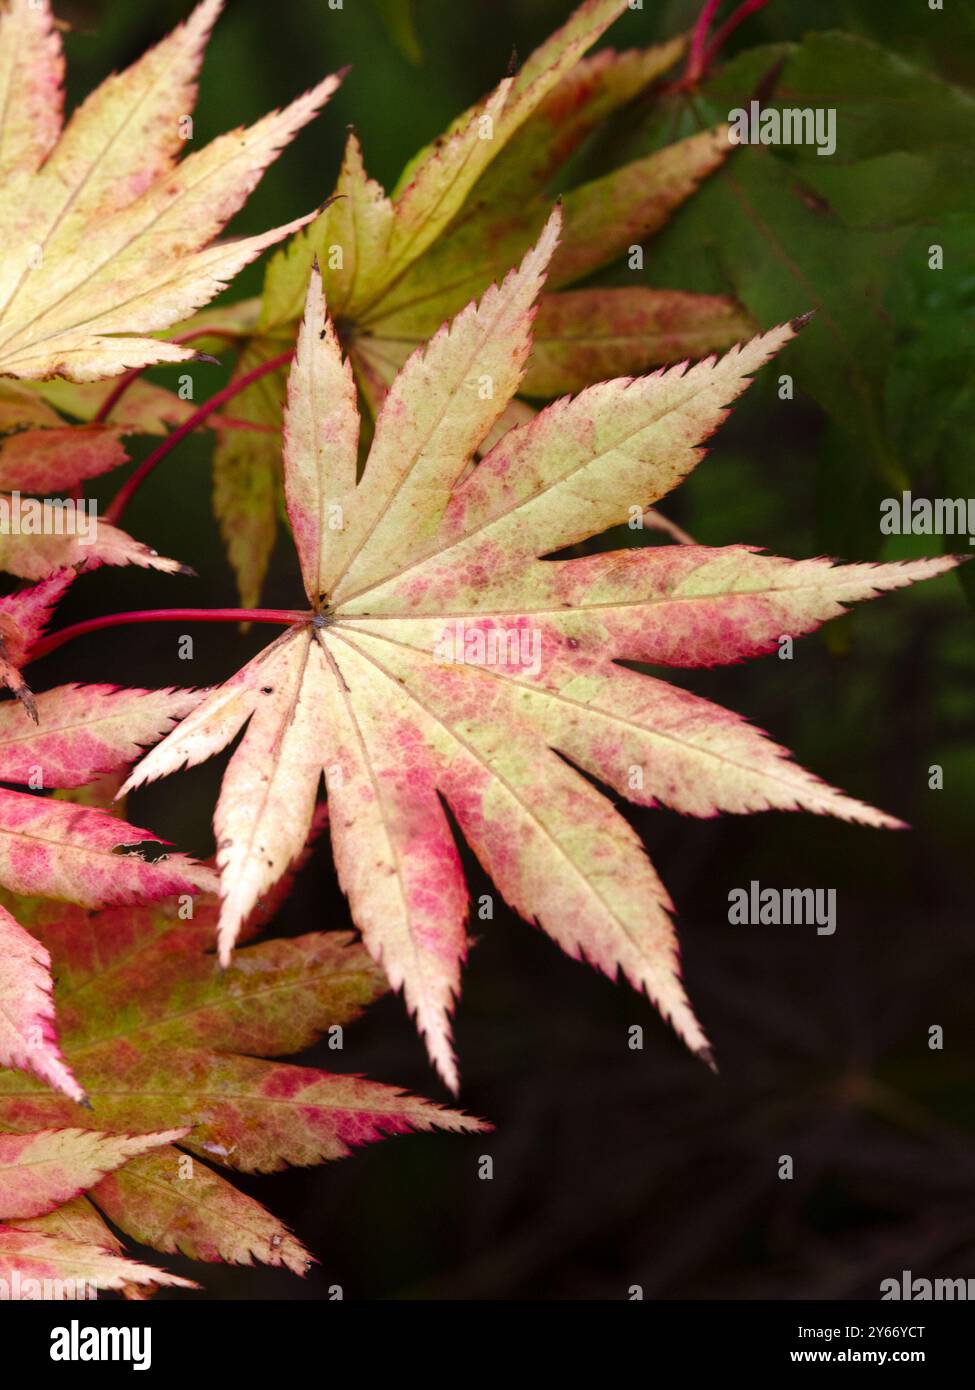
[639,32,975,565]
[374,0,423,66]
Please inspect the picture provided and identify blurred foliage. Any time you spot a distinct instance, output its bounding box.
[30,0,975,1299]
[634,32,974,565]
[374,0,423,66]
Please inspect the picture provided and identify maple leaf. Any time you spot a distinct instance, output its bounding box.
[193,0,751,606]
[0,865,487,1285]
[1,903,83,1102]
[118,216,959,1093]
[0,322,278,492]
[334,123,743,399]
[0,379,130,496]
[0,1125,198,1294]
[0,425,127,493]
[0,795,211,1098]
[0,1226,197,1297]
[0,501,193,581]
[0,391,191,580]
[0,0,341,382]
[0,682,210,1101]
[0,1125,187,1220]
[0,400,192,581]
[0,683,202,787]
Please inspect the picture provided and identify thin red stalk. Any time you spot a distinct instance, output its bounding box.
[700,0,772,74]
[105,349,293,525]
[93,327,246,424]
[30,607,307,662]
[685,0,721,83]
[93,370,145,425]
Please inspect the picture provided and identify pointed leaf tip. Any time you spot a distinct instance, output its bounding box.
[0,5,342,380]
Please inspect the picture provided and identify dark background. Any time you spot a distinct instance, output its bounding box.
[32,0,974,1299]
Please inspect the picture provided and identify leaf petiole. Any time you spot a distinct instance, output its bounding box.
[104,349,294,525]
[29,607,309,662]
[682,0,773,87]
